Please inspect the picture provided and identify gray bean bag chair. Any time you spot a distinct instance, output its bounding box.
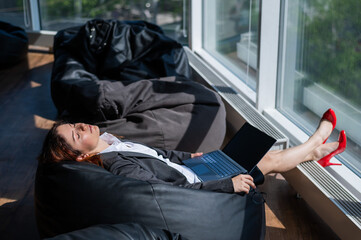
[51,19,226,153]
[35,161,265,240]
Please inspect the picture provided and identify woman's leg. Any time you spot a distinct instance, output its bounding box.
[257,118,338,175]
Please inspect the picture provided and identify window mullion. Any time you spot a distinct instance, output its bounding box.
[190,0,203,51]
[29,0,41,31]
[256,0,281,113]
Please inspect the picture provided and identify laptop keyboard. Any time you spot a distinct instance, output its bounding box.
[202,151,242,177]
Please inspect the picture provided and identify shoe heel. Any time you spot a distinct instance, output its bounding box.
[317,130,346,167]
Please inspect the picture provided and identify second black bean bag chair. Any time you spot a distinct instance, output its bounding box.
[35,161,265,240]
[51,19,226,153]
[45,223,184,240]
[0,21,28,69]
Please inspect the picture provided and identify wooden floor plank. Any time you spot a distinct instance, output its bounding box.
[0,52,340,239]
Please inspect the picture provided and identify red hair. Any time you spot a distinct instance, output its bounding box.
[38,121,103,167]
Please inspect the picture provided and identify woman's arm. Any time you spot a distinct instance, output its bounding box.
[103,153,235,192]
[103,152,254,193]
[153,148,192,164]
[105,155,173,185]
[181,177,235,193]
[181,174,255,193]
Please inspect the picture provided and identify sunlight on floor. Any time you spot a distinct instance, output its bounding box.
[265,203,286,229]
[30,81,42,88]
[27,52,54,69]
[34,115,55,130]
[0,198,17,207]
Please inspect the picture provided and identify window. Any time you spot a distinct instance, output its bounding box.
[0,0,32,30]
[277,0,361,175]
[203,0,260,91]
[38,0,189,44]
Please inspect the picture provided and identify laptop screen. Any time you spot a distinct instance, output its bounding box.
[222,122,276,172]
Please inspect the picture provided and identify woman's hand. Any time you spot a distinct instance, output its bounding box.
[231,174,256,193]
[191,152,203,158]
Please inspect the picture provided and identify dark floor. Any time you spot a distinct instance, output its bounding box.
[0,52,56,239]
[0,52,340,239]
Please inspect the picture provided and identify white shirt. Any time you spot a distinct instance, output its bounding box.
[99,132,201,184]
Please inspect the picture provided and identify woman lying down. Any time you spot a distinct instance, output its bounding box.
[38,109,346,194]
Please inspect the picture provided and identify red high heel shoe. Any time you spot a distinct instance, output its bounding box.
[317,130,346,167]
[321,108,337,143]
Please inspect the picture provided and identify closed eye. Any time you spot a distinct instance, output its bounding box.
[71,124,80,140]
[69,123,79,142]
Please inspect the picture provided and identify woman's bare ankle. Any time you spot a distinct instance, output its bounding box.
[257,151,280,175]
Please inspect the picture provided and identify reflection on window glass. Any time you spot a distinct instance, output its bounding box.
[203,0,260,91]
[39,0,188,44]
[0,0,31,30]
[278,0,361,175]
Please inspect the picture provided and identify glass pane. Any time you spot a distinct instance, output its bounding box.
[278,0,361,175]
[203,0,260,91]
[38,0,189,44]
[0,0,31,30]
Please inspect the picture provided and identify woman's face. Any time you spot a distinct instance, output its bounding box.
[57,123,101,154]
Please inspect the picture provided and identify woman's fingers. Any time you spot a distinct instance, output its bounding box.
[241,182,250,193]
[244,176,256,189]
[191,152,203,158]
[231,174,256,193]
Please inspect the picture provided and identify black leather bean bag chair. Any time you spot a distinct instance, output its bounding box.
[45,223,184,240]
[0,21,28,69]
[35,161,265,240]
[51,19,226,153]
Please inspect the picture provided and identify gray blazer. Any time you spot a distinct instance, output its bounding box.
[100,147,234,193]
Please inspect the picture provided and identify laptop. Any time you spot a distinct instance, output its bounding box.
[183,122,276,182]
